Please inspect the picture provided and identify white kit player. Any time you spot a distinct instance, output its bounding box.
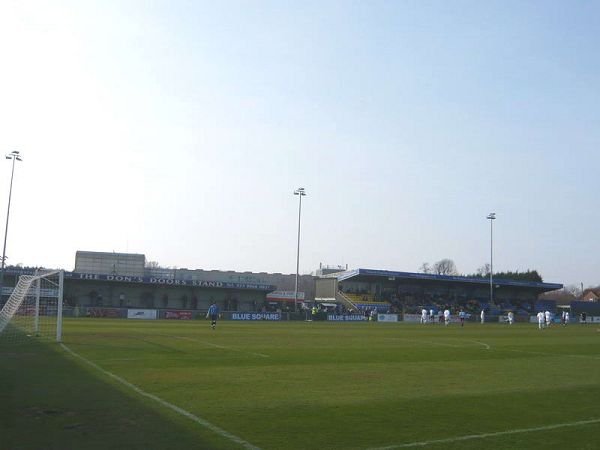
[564,311,570,325]
[545,310,551,328]
[429,309,434,323]
[507,311,514,325]
[480,310,485,324]
[537,311,545,330]
[444,309,450,326]
[421,308,428,324]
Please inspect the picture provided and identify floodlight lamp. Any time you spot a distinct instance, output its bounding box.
[6,151,22,160]
[487,213,496,220]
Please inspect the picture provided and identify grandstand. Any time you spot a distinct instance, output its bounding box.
[0,253,565,320]
[339,292,391,312]
[317,268,563,316]
[0,251,316,314]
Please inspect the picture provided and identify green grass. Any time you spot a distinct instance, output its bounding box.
[2,319,600,450]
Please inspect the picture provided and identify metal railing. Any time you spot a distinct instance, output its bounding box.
[336,291,358,311]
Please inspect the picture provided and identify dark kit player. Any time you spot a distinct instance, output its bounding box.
[207,302,220,330]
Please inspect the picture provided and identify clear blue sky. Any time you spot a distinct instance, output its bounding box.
[0,0,598,287]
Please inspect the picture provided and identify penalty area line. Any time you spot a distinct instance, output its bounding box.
[60,344,262,450]
[367,418,600,449]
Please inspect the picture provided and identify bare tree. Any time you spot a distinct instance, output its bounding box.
[433,259,458,276]
[476,263,491,277]
[419,262,432,274]
[539,287,577,302]
[145,260,161,268]
[563,284,580,297]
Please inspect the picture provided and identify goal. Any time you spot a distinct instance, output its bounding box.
[0,270,64,344]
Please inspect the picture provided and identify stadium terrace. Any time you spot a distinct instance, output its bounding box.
[319,268,563,317]
[1,251,566,319]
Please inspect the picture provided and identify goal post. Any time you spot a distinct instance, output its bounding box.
[0,269,64,344]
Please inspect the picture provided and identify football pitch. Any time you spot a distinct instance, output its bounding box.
[2,319,600,450]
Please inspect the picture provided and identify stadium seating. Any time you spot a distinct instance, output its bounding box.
[345,293,544,317]
[354,303,390,312]
[535,299,557,313]
[342,293,391,312]
[345,293,375,304]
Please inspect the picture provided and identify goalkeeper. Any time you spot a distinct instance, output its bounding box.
[206,302,220,330]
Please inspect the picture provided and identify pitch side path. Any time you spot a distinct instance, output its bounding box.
[2,320,599,450]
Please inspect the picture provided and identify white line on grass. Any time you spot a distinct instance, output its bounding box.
[60,344,262,450]
[99,357,146,362]
[509,349,600,360]
[384,338,490,350]
[466,340,491,350]
[163,334,270,358]
[367,418,600,449]
[384,338,463,348]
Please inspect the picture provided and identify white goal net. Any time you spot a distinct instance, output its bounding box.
[0,270,64,344]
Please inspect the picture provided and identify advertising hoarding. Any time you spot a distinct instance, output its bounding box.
[127,309,158,320]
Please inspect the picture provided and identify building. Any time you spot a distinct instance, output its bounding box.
[582,289,600,302]
[1,252,564,317]
[65,251,315,312]
[75,251,145,277]
[316,268,563,315]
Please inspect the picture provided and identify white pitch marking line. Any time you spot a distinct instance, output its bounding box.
[510,349,600,360]
[99,357,146,362]
[465,340,491,350]
[367,418,600,449]
[385,338,490,350]
[164,335,270,358]
[384,338,462,348]
[60,344,262,450]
